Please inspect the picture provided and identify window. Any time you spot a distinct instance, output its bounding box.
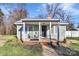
[34,25,39,38]
[25,26,27,31]
[34,25,39,31]
[29,25,33,31]
[28,25,33,38]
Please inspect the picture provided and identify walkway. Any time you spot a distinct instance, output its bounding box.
[42,45,58,56]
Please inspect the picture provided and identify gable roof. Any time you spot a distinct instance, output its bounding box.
[14,20,23,25]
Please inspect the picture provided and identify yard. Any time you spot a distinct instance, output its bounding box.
[0,35,79,56]
[53,37,79,56]
[0,35,42,56]
[66,37,79,51]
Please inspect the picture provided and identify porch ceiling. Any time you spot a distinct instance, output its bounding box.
[25,22,59,25]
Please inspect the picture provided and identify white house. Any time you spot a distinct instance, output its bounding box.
[14,18,68,42]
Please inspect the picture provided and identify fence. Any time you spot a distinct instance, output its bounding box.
[65,31,79,37]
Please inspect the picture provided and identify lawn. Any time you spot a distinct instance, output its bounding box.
[0,35,79,56]
[66,37,79,41]
[67,37,79,51]
[0,35,16,41]
[0,35,42,56]
[53,37,79,56]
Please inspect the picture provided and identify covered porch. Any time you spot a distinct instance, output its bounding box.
[22,20,60,42]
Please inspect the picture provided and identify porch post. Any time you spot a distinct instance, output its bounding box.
[57,23,60,46]
[39,22,41,41]
[49,22,52,40]
[23,22,25,41]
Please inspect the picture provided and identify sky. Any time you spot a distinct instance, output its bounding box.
[0,3,79,26]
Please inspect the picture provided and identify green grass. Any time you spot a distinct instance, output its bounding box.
[70,43,79,50]
[0,43,42,56]
[0,35,16,41]
[69,43,79,51]
[0,35,42,56]
[66,37,79,51]
[66,37,79,41]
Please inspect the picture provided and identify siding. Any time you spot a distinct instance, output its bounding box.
[17,24,66,41]
[17,25,22,39]
[59,26,66,41]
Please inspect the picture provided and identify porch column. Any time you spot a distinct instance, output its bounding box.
[49,22,52,40]
[57,24,59,41]
[39,22,41,41]
[57,23,60,46]
[23,22,26,41]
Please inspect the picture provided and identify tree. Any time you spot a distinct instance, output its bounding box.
[77,23,79,28]
[65,14,73,30]
[0,9,6,35]
[45,4,63,46]
[57,8,73,30]
[45,3,73,46]
[6,4,28,35]
[46,3,62,19]
[68,23,74,30]
[0,9,4,25]
[56,9,66,21]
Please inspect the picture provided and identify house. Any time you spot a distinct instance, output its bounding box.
[14,18,68,42]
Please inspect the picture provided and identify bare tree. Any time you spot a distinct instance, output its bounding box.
[0,9,6,35]
[45,3,73,46]
[46,3,62,18]
[45,4,63,46]
[56,8,73,30]
[6,4,28,35]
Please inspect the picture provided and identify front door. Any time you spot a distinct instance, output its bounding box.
[42,25,47,37]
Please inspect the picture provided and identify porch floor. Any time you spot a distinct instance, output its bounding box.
[26,38,57,42]
[23,38,57,46]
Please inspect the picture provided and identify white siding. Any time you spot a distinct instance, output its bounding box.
[51,25,58,40]
[59,26,66,41]
[17,24,67,41]
[17,25,22,39]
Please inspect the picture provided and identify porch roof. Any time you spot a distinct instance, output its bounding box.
[22,19,60,22]
[14,19,68,25]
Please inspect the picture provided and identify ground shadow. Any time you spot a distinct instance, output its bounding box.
[52,45,79,56]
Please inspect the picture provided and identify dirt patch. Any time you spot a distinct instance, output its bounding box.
[69,40,79,43]
[23,41,40,45]
[61,39,79,47]
[0,40,6,47]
